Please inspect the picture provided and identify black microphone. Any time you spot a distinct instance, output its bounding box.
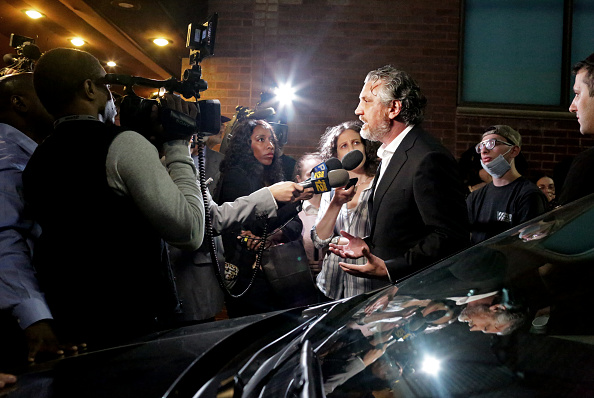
[299,169,349,193]
[341,150,364,171]
[324,157,343,172]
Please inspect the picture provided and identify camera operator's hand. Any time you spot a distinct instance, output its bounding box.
[151,93,198,144]
[268,181,304,203]
[162,93,198,120]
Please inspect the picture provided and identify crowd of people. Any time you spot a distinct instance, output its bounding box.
[1,46,593,386]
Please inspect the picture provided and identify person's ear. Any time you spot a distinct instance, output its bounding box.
[509,145,521,159]
[82,79,99,100]
[489,304,507,312]
[10,95,27,113]
[387,100,401,120]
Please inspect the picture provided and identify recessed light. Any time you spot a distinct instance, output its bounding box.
[24,10,44,19]
[110,1,141,11]
[153,38,170,46]
[71,38,85,47]
[106,61,117,67]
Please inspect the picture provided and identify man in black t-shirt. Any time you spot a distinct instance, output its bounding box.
[467,125,548,244]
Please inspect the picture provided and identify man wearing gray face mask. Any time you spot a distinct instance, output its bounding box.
[466,125,548,245]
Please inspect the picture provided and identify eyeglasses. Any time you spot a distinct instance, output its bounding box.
[475,138,513,153]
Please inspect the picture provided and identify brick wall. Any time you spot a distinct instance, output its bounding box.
[198,0,589,179]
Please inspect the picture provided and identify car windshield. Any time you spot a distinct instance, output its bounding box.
[308,194,594,397]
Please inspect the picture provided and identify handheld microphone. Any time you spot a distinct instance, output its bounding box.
[321,157,343,172]
[303,157,343,186]
[299,169,349,194]
[341,150,364,171]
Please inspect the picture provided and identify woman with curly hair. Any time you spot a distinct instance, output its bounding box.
[216,119,303,317]
[312,120,381,299]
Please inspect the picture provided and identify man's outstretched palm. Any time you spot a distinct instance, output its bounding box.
[329,231,389,279]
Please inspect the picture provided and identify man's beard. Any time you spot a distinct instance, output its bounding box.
[360,117,391,142]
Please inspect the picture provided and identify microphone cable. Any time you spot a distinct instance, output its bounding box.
[196,131,268,299]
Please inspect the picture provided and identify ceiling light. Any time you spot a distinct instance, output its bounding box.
[106,61,117,67]
[71,38,85,47]
[153,38,170,46]
[24,10,44,19]
[110,1,141,10]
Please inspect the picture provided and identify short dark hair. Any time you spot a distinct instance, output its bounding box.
[0,72,33,112]
[365,65,427,125]
[572,53,594,97]
[33,48,104,116]
[318,120,380,177]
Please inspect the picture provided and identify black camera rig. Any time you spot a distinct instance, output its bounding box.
[101,13,220,140]
[1,33,42,76]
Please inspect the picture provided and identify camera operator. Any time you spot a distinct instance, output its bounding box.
[22,47,207,347]
[23,48,304,346]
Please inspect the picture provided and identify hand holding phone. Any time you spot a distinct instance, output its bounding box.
[344,177,358,190]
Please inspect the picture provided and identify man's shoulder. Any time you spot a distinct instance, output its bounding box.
[405,125,454,157]
[467,182,492,202]
[512,177,544,195]
[573,146,594,165]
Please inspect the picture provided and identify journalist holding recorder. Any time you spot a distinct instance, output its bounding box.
[22,48,303,349]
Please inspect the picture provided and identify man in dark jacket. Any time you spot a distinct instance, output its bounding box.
[330,65,469,284]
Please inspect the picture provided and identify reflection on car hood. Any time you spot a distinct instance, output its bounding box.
[191,194,594,397]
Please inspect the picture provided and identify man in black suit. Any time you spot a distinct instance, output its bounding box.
[330,65,469,283]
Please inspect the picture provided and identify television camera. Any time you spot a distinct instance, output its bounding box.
[1,33,42,76]
[100,13,220,141]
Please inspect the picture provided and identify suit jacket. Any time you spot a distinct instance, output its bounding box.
[367,125,469,283]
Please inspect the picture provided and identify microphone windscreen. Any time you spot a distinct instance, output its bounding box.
[327,169,350,187]
[21,44,41,61]
[325,157,343,171]
[341,150,364,171]
[3,54,16,65]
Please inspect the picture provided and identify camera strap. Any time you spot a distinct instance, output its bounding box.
[54,115,98,128]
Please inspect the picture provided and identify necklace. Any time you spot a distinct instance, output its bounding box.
[356,175,372,187]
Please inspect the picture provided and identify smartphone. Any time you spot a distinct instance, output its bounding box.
[344,177,358,189]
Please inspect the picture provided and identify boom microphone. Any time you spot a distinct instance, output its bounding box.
[299,169,349,193]
[341,150,364,171]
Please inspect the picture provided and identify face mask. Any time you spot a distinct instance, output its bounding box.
[480,147,512,179]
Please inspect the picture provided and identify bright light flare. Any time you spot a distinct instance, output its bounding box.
[421,356,441,376]
[153,38,170,46]
[274,84,296,106]
[71,38,85,47]
[106,61,117,67]
[25,10,44,19]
